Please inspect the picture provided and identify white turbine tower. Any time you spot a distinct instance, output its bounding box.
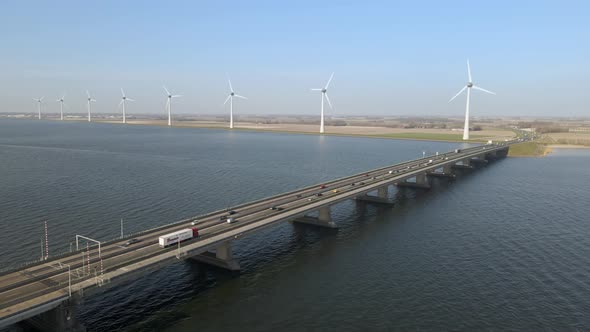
[56,94,66,120]
[311,73,334,134]
[86,90,96,122]
[223,78,247,129]
[32,97,44,120]
[449,60,496,140]
[119,89,134,124]
[163,86,182,126]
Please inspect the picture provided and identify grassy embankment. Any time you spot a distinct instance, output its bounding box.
[508,141,551,157]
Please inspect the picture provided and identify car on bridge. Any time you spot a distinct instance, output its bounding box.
[124,238,141,247]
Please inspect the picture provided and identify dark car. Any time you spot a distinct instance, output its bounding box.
[228,210,237,215]
[316,193,323,197]
[124,238,141,247]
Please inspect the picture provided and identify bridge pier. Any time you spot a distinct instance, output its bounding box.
[485,150,498,159]
[470,156,489,165]
[24,298,85,332]
[293,206,338,228]
[191,241,241,271]
[355,185,395,206]
[396,172,430,189]
[452,158,474,170]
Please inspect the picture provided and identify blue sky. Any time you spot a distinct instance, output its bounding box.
[1,0,588,117]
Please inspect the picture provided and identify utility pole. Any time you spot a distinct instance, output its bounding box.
[120,219,124,239]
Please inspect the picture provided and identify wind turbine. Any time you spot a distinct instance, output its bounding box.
[119,89,134,124]
[32,97,44,120]
[449,60,495,140]
[163,86,182,126]
[56,94,66,120]
[86,90,96,122]
[223,78,247,129]
[311,73,334,134]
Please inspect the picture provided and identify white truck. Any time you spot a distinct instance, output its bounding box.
[158,227,199,248]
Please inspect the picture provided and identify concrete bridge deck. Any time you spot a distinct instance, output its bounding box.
[0,140,519,331]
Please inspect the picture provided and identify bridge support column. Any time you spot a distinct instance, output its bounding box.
[452,159,474,170]
[443,163,454,175]
[191,241,240,271]
[355,185,395,206]
[416,173,428,186]
[293,205,338,228]
[24,298,86,332]
[497,147,509,158]
[396,173,430,189]
[427,164,456,178]
[377,186,388,198]
[470,156,489,165]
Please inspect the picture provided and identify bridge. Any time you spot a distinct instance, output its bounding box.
[0,140,520,331]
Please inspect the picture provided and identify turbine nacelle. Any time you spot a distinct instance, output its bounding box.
[467,82,473,88]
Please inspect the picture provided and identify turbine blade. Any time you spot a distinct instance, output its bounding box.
[121,88,125,97]
[224,95,231,105]
[91,99,97,102]
[473,85,496,95]
[172,94,182,98]
[86,90,90,98]
[324,72,334,89]
[228,79,234,92]
[119,100,124,107]
[234,94,247,100]
[40,96,44,101]
[467,60,472,82]
[311,88,322,91]
[449,86,467,103]
[32,98,37,101]
[324,93,333,109]
[126,98,135,102]
[163,86,170,95]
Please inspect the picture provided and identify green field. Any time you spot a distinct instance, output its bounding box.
[507,142,550,157]
[371,132,487,142]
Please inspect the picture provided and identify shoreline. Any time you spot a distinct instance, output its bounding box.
[8,117,512,144]
[547,144,590,149]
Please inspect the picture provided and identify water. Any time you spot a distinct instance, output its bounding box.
[1,119,589,331]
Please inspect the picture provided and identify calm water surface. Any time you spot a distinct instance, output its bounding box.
[1,119,589,331]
